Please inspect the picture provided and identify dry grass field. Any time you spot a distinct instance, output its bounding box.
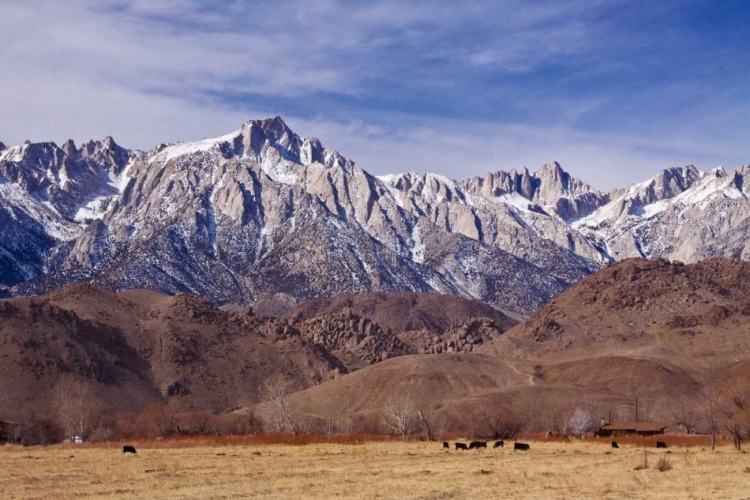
[2,440,750,500]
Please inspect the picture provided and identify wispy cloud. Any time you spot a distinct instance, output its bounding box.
[0,0,747,189]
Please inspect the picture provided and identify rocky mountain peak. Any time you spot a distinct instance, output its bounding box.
[0,142,6,153]
[61,139,77,158]
[613,165,703,208]
[78,136,131,175]
[536,161,600,199]
[459,162,607,220]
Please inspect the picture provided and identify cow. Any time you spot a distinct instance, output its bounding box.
[656,441,667,449]
[455,443,469,450]
[469,441,487,449]
[442,441,449,449]
[494,440,504,449]
[123,445,137,454]
[513,442,530,451]
[611,441,619,449]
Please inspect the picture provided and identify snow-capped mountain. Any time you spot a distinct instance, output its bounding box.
[574,165,750,261]
[1,117,747,313]
[0,137,138,290]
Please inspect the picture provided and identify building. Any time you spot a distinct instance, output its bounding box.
[600,422,669,437]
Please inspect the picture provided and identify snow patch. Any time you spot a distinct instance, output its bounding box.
[260,157,299,185]
[156,130,240,163]
[0,144,27,162]
[493,193,533,213]
[411,225,425,264]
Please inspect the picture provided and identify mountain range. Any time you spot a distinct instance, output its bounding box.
[2,117,749,315]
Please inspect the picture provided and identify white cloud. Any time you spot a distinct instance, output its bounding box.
[0,0,747,191]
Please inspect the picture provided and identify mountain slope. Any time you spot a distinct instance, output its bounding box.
[0,138,137,291]
[6,118,593,314]
[575,166,750,261]
[2,117,750,314]
[480,258,750,368]
[243,258,750,429]
[0,285,352,415]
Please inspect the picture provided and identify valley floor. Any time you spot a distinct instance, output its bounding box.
[1,441,748,499]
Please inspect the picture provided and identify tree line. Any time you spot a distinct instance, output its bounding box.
[2,372,749,448]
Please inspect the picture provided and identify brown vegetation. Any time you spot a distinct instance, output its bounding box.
[1,441,748,499]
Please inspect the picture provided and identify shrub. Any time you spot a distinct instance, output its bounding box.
[656,456,672,472]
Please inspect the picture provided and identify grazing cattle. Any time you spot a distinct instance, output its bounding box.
[513,442,530,451]
[656,441,667,449]
[123,445,137,454]
[611,441,619,449]
[494,440,504,448]
[468,441,487,449]
[455,443,469,450]
[442,441,449,449]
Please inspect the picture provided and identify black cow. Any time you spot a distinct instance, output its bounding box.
[656,441,667,449]
[494,440,504,448]
[513,442,530,451]
[123,445,137,454]
[611,441,619,449]
[469,441,487,449]
[455,443,468,450]
[442,441,450,449]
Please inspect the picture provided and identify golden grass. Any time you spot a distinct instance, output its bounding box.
[1,440,748,499]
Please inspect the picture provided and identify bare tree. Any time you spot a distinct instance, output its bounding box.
[671,394,700,435]
[701,374,726,451]
[722,388,750,450]
[417,410,435,441]
[261,375,296,434]
[185,410,215,435]
[8,422,23,445]
[417,408,450,442]
[140,402,178,438]
[382,392,417,440]
[481,407,524,440]
[639,396,668,422]
[54,377,103,442]
[431,413,450,442]
[566,407,593,438]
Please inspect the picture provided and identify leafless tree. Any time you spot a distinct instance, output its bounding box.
[8,422,23,444]
[417,408,449,442]
[640,396,668,422]
[431,412,450,442]
[186,410,215,435]
[140,402,178,438]
[54,377,104,442]
[261,375,296,434]
[417,410,434,441]
[671,394,700,435]
[382,391,417,440]
[722,388,750,450]
[566,407,593,438]
[701,374,726,450]
[481,407,524,439]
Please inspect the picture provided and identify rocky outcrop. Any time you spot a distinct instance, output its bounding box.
[411,317,505,354]
[459,161,610,221]
[286,310,414,365]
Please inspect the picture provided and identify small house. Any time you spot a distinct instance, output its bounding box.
[599,422,669,437]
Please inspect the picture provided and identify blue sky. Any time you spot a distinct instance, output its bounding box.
[1,0,748,189]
